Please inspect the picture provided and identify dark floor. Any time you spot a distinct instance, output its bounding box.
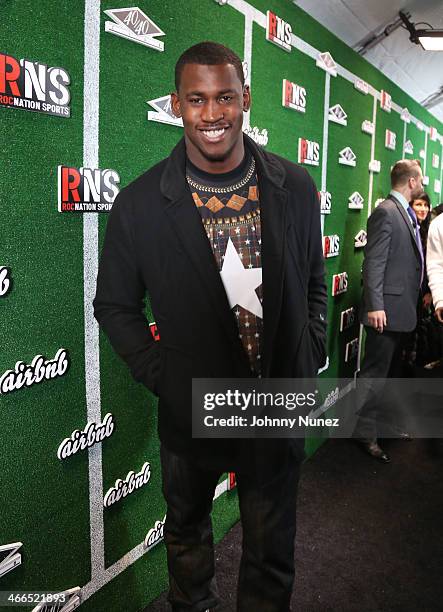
[145,436,443,612]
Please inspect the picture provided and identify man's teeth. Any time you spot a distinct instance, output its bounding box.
[203,128,225,139]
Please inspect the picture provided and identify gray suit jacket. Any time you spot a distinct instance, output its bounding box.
[360,194,421,332]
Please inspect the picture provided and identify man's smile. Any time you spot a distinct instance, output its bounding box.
[199,126,230,143]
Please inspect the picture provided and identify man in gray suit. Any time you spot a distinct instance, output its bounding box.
[356,159,424,462]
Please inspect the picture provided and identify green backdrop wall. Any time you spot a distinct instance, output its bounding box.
[1,1,442,611]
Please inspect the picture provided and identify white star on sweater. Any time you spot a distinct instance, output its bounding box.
[220,238,263,318]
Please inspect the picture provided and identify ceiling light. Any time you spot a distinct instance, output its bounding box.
[399,11,443,51]
[416,30,443,51]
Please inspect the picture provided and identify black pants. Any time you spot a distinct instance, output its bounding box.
[160,444,301,612]
[354,327,408,439]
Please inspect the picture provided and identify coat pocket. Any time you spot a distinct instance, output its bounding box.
[383,284,404,295]
[292,321,317,377]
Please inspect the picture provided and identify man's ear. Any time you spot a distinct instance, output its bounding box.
[171,92,181,118]
[242,85,251,112]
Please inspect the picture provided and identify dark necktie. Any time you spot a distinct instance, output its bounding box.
[407,206,424,286]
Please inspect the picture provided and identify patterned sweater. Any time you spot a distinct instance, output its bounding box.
[186,151,263,375]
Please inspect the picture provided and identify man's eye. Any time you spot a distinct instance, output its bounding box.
[190,98,203,104]
[220,96,233,102]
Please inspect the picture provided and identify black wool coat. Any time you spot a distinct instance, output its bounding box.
[94,135,327,473]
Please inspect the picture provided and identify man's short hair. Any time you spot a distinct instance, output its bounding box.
[390,159,421,188]
[175,41,244,91]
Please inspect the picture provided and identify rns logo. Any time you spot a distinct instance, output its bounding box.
[385,129,396,151]
[0,52,70,117]
[340,307,356,331]
[323,235,340,258]
[319,191,331,215]
[345,337,359,362]
[380,90,391,112]
[266,11,292,52]
[298,138,320,166]
[58,167,120,213]
[332,272,348,296]
[282,79,306,113]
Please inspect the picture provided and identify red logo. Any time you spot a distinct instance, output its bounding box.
[323,235,340,258]
[0,52,70,117]
[149,322,160,342]
[298,138,320,166]
[58,166,120,213]
[282,79,306,113]
[332,273,348,296]
[266,11,292,52]
[380,90,391,112]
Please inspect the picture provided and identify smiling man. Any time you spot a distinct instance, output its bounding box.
[94,42,327,611]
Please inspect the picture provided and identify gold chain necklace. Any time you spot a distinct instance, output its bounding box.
[186,158,256,194]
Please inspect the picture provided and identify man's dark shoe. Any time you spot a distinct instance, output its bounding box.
[356,438,391,463]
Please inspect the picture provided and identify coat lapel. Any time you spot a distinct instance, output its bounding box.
[250,145,288,376]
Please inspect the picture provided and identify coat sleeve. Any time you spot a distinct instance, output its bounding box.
[427,216,443,310]
[93,189,161,394]
[307,177,328,369]
[362,206,392,312]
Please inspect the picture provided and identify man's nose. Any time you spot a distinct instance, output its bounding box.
[202,99,223,123]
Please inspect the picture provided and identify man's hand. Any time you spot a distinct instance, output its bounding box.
[422,292,432,309]
[435,307,443,323]
[367,310,387,333]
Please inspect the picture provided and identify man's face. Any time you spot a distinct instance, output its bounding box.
[171,63,250,173]
[409,168,424,200]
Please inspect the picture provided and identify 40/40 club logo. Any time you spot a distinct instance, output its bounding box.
[104,7,165,51]
[58,167,120,213]
[0,52,70,117]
